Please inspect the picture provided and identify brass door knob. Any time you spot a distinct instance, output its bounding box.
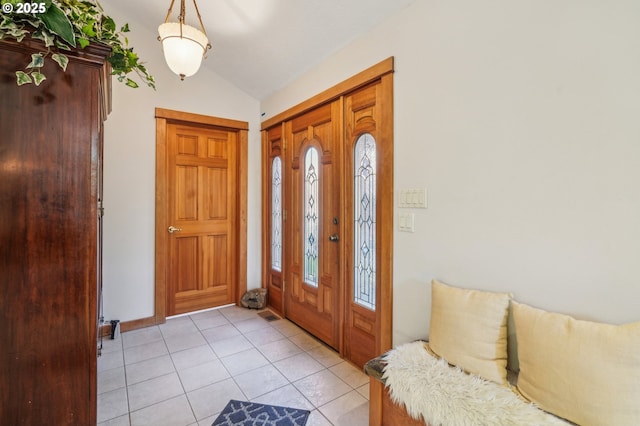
[168,226,182,233]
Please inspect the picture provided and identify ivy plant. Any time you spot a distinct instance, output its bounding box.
[0,0,155,88]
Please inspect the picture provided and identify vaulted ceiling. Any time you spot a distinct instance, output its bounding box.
[107,0,415,99]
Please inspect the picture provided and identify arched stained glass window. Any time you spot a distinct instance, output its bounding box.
[354,134,376,310]
[304,147,319,286]
[271,157,282,271]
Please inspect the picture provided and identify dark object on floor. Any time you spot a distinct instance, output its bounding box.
[240,288,267,309]
[212,399,310,426]
[110,320,120,340]
[258,310,280,322]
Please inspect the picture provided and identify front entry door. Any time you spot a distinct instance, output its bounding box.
[166,122,237,316]
[262,59,394,368]
[285,101,341,349]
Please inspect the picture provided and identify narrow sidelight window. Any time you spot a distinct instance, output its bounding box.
[354,134,376,309]
[271,157,282,271]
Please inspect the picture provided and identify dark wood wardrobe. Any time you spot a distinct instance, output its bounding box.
[0,38,111,425]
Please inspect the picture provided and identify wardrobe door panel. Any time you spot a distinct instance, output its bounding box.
[0,39,110,426]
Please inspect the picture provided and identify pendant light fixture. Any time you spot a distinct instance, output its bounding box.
[158,0,211,80]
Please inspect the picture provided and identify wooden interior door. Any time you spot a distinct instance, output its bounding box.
[166,122,237,316]
[285,101,342,349]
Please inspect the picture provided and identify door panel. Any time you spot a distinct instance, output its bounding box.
[344,79,393,367]
[344,84,379,367]
[286,101,341,349]
[176,166,198,219]
[206,167,228,219]
[175,236,198,292]
[263,125,285,314]
[167,123,237,316]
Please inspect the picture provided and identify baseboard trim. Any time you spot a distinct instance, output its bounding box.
[121,316,161,333]
[99,315,163,339]
[99,323,111,337]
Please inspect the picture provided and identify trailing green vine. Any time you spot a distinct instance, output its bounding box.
[0,0,155,88]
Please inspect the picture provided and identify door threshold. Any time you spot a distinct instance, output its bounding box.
[166,303,237,320]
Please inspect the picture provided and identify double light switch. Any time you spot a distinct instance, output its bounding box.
[398,188,427,233]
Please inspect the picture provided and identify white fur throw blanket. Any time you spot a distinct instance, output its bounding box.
[382,342,571,426]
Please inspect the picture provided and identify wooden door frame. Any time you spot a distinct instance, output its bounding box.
[261,57,394,359]
[155,108,248,324]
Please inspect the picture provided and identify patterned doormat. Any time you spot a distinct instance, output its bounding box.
[257,310,280,322]
[212,400,310,426]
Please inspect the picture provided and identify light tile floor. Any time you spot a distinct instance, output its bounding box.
[98,306,370,426]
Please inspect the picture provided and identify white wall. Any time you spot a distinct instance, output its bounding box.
[262,0,640,345]
[101,4,262,322]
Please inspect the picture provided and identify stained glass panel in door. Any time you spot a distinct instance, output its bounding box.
[271,156,282,271]
[353,134,376,310]
[304,147,319,286]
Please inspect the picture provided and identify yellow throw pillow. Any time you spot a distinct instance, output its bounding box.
[428,279,511,384]
[513,301,640,426]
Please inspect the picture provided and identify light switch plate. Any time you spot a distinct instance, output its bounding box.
[398,188,427,208]
[398,212,415,232]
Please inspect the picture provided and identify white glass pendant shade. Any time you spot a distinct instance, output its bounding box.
[158,22,209,80]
